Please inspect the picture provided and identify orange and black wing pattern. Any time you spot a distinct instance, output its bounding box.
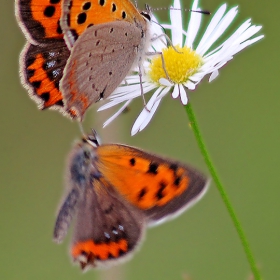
[16,0,76,118]
[96,144,208,225]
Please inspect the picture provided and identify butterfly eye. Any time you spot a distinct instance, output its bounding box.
[83,150,91,160]
[140,11,151,21]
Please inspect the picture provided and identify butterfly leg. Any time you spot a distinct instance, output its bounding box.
[137,63,150,112]
[151,33,182,54]
[147,33,183,82]
[145,50,171,84]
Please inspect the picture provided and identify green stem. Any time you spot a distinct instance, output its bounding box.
[185,103,261,280]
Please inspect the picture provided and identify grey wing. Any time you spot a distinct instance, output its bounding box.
[60,21,142,120]
[71,179,146,269]
[53,141,97,243]
[53,187,81,243]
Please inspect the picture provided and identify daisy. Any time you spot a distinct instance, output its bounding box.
[98,0,263,135]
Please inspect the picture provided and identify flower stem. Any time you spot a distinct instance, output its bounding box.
[184,103,261,280]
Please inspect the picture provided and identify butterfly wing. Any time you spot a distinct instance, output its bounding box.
[16,0,78,117]
[60,22,143,120]
[19,42,74,116]
[96,144,209,225]
[61,0,147,48]
[72,179,145,269]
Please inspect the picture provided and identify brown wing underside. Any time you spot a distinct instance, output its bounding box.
[71,179,145,268]
[60,22,142,120]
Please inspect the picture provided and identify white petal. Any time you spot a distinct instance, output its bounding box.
[170,0,183,46]
[159,78,173,86]
[198,6,238,56]
[98,99,129,110]
[179,84,188,105]
[114,83,156,100]
[232,25,263,46]
[102,100,132,127]
[202,32,237,61]
[230,35,263,56]
[112,84,140,95]
[209,70,219,82]
[196,4,227,54]
[131,109,149,136]
[138,99,162,133]
[172,85,180,98]
[154,86,172,103]
[189,73,205,83]
[186,0,202,48]
[99,83,157,110]
[185,80,196,90]
[149,16,167,51]
[131,87,164,135]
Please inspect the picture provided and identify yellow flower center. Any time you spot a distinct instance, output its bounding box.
[148,45,203,85]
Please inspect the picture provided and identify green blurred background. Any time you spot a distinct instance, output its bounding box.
[0,0,278,279]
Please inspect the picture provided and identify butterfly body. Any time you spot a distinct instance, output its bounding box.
[54,131,209,269]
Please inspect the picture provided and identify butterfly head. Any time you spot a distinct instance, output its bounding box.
[82,129,101,148]
[140,4,152,22]
[70,134,102,183]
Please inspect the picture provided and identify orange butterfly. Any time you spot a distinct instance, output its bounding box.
[54,130,209,269]
[16,0,151,120]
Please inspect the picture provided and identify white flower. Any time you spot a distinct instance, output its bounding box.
[98,0,263,135]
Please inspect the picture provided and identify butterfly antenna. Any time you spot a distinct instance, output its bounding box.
[134,0,138,8]
[172,7,210,15]
[150,7,210,15]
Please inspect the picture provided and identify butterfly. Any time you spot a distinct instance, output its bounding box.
[16,0,152,120]
[53,130,209,269]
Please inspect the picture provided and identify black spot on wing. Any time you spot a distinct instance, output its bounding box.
[44,6,55,18]
[129,158,136,166]
[77,12,87,24]
[169,163,178,172]
[137,187,147,201]
[104,204,114,214]
[41,92,50,102]
[55,100,64,107]
[147,162,158,175]
[83,2,91,10]
[112,3,116,12]
[174,175,182,187]
[56,21,62,34]
[31,81,41,89]
[156,181,167,200]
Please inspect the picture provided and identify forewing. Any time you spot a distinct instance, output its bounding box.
[61,0,145,48]
[96,144,209,225]
[60,21,142,120]
[71,178,145,269]
[16,0,63,44]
